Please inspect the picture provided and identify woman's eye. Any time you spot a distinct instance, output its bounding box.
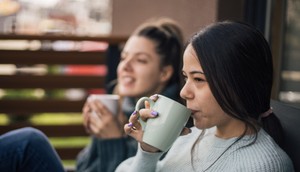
[136,58,148,64]
[194,77,205,82]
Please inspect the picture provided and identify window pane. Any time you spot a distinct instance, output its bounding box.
[280,0,300,107]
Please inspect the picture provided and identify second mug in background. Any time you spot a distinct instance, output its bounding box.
[87,94,120,115]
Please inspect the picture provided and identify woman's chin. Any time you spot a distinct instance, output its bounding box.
[118,89,137,97]
[194,120,208,130]
[118,87,148,98]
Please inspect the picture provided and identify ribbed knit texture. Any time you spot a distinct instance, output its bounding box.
[116,127,294,172]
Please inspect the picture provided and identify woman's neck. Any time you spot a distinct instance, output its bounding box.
[215,118,255,139]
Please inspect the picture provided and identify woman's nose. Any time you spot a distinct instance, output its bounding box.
[121,57,133,71]
[180,82,193,100]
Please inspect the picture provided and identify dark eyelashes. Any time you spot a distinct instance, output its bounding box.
[194,78,204,82]
[181,75,205,83]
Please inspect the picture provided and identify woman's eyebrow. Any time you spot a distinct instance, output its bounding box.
[190,71,204,75]
[181,70,204,75]
[135,52,152,58]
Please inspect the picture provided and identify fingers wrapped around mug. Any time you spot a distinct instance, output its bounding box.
[124,110,142,141]
[124,109,158,141]
[82,102,92,133]
[87,99,116,121]
[139,108,159,122]
[149,94,159,102]
[88,100,104,118]
[84,100,112,137]
[92,99,114,117]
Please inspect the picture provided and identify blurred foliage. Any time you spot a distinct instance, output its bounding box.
[30,113,82,125]
[1,89,44,99]
[0,114,9,125]
[1,89,67,100]
[50,137,90,148]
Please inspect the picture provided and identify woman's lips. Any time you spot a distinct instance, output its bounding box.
[188,109,197,116]
[189,108,200,118]
[120,76,134,85]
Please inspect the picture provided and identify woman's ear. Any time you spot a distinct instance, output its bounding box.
[160,65,174,83]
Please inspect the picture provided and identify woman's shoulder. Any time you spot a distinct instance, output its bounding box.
[259,130,293,162]
[234,129,294,171]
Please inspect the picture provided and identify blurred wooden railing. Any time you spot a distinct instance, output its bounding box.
[0,34,127,170]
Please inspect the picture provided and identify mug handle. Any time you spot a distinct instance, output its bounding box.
[135,97,155,130]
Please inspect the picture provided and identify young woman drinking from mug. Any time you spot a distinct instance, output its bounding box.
[116,21,294,172]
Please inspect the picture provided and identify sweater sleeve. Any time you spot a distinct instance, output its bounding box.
[115,144,164,172]
[76,136,137,172]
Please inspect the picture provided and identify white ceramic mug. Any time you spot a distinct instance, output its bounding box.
[135,94,191,151]
[87,94,120,115]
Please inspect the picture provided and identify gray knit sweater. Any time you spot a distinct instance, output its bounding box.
[115,127,294,172]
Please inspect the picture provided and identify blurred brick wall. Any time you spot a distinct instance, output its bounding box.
[111,0,244,40]
[111,0,218,40]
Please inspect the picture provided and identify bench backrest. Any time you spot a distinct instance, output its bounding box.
[271,100,300,171]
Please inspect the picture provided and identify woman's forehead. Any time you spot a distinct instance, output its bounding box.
[183,45,203,70]
[183,45,199,62]
[123,36,155,51]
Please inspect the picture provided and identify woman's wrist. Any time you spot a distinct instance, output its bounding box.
[140,142,161,153]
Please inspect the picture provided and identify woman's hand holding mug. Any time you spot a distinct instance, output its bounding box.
[82,94,126,139]
[125,94,192,153]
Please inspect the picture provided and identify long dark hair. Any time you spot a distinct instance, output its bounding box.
[132,18,184,89]
[190,21,283,146]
